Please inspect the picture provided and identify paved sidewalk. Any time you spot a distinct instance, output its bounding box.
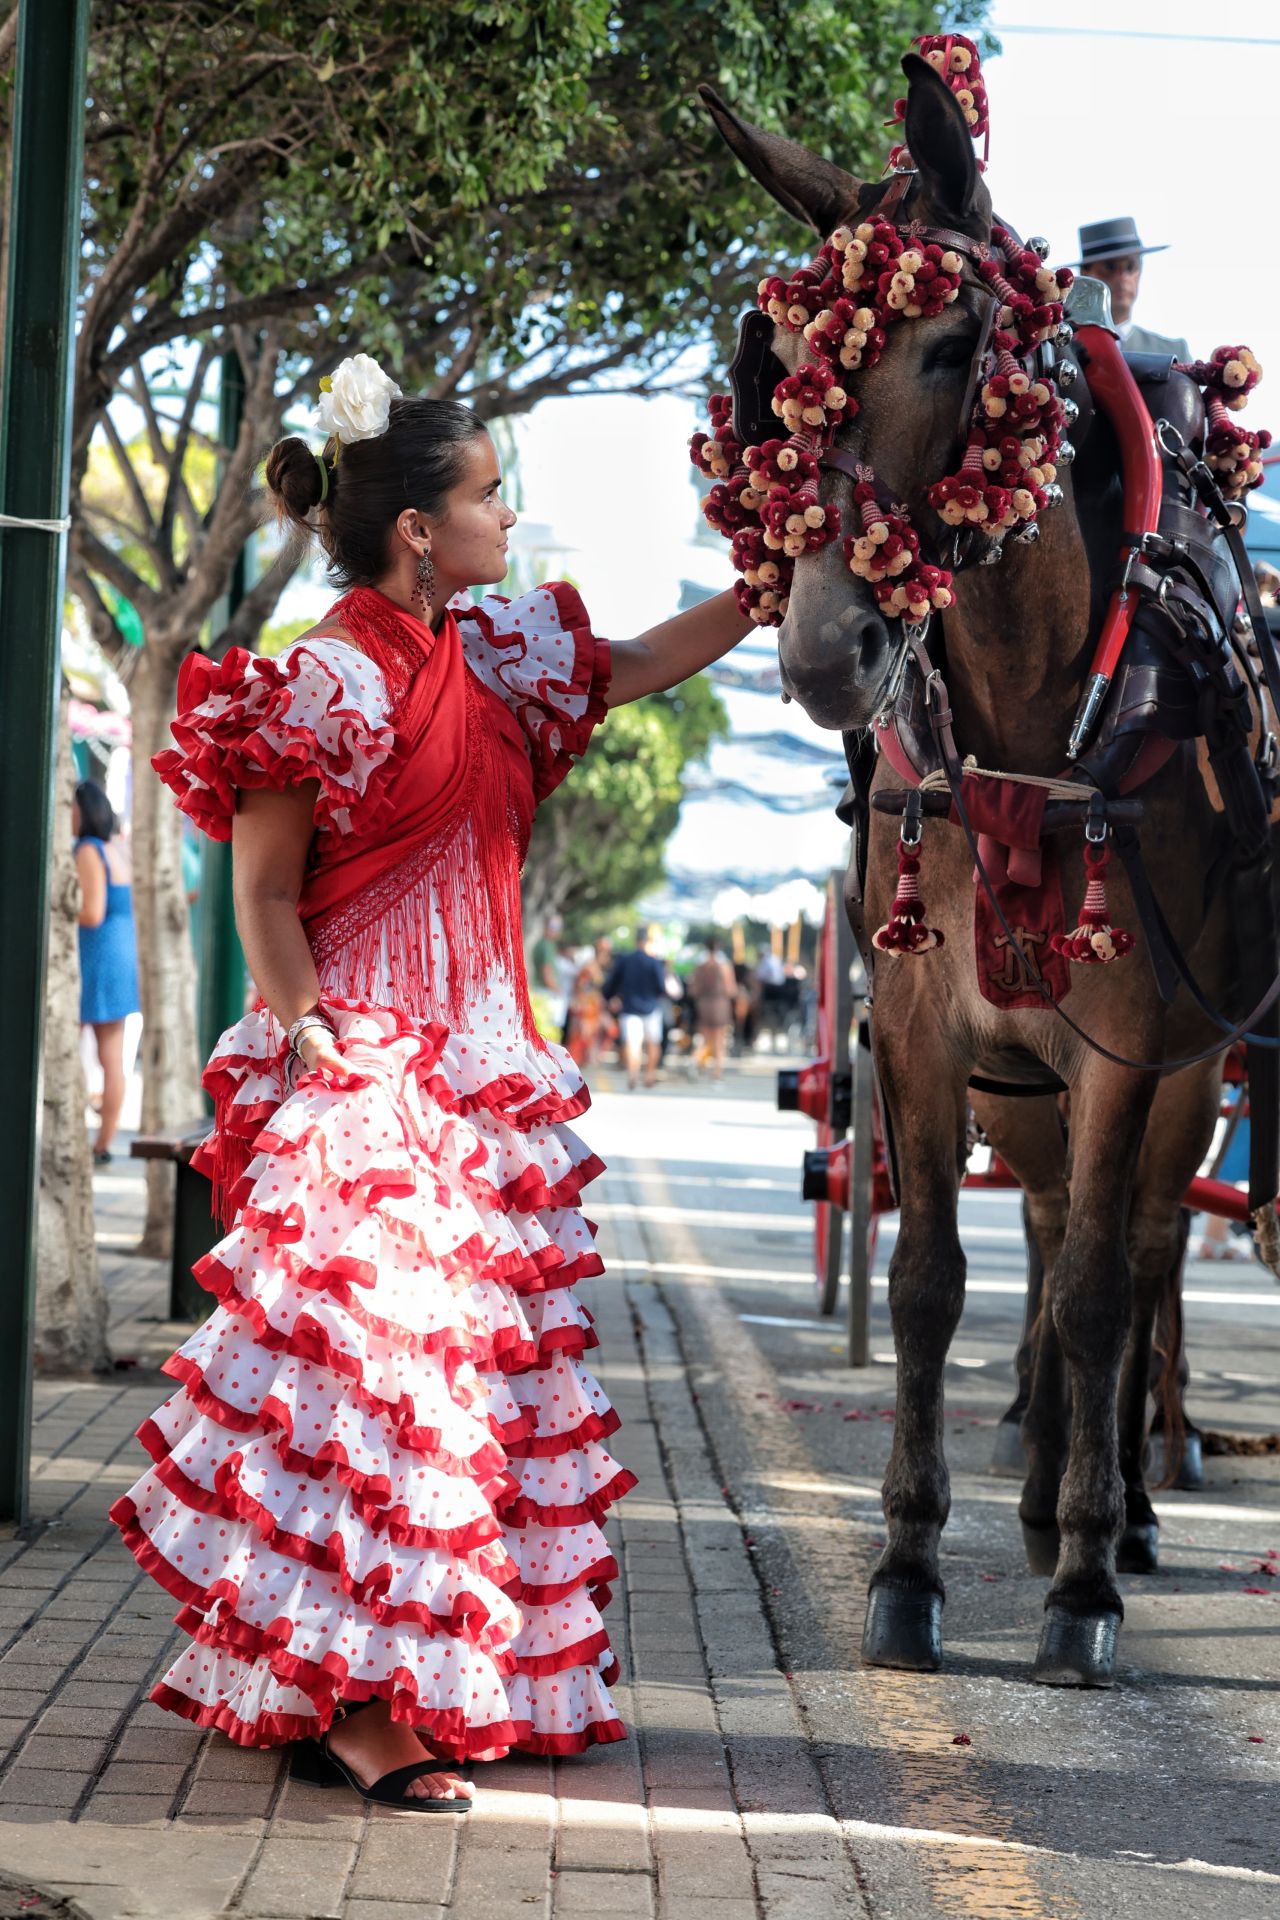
[0,1094,836,1920]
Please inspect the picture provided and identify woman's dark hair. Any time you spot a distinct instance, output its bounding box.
[75,778,115,841]
[264,396,488,587]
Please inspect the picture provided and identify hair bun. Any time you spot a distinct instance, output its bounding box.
[265,435,328,525]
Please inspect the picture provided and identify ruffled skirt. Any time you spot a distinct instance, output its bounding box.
[110,1002,632,1754]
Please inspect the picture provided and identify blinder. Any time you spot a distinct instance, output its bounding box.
[729,308,787,447]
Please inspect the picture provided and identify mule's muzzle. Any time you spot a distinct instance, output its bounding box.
[778,600,899,731]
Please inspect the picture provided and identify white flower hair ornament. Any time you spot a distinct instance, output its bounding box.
[313,353,403,456]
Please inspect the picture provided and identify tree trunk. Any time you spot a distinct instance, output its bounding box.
[36,693,110,1375]
[130,639,202,1255]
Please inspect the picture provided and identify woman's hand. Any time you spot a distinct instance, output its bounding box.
[295,1028,355,1082]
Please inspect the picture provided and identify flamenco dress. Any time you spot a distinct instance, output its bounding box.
[110,582,633,1759]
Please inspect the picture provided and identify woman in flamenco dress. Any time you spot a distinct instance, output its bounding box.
[111,357,752,1809]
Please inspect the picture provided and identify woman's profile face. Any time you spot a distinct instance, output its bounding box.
[432,434,517,589]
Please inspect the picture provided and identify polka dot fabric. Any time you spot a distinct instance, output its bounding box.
[452,582,611,805]
[114,591,630,1756]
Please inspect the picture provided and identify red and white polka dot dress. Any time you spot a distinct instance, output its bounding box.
[113,585,632,1756]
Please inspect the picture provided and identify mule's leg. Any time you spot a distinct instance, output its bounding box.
[1116,1065,1221,1571]
[970,1093,1069,1499]
[1033,1062,1157,1687]
[861,1046,970,1673]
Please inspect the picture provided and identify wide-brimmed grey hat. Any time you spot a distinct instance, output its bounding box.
[1075,216,1169,267]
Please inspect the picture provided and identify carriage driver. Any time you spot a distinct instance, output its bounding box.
[1075,215,1190,361]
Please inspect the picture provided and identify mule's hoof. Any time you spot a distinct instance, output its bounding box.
[1032,1606,1120,1687]
[1171,1431,1204,1491]
[1146,1429,1205,1491]
[1116,1521,1159,1575]
[861,1587,943,1671]
[1020,1519,1060,1577]
[990,1419,1026,1479]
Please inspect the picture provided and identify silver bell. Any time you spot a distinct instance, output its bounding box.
[1059,396,1080,427]
[979,540,1004,567]
[1042,482,1065,508]
[1056,439,1076,468]
[1027,236,1051,260]
[1056,358,1078,390]
[1016,519,1041,546]
[1057,321,1074,345]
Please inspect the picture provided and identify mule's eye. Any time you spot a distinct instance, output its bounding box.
[926,334,978,374]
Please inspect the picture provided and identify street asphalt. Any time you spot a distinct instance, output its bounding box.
[590,1052,1280,1920]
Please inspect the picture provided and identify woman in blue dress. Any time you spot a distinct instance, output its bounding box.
[74,778,140,1162]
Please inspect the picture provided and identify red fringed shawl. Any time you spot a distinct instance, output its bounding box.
[297,588,532,1032]
[157,584,569,1223]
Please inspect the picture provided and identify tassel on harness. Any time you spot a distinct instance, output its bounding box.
[1051,806,1134,965]
[873,791,945,955]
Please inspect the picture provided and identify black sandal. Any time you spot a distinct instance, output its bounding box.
[290,1704,472,1813]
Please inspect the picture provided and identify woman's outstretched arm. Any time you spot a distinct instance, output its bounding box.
[606,588,754,707]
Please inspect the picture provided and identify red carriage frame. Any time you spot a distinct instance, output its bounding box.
[779,872,1258,1366]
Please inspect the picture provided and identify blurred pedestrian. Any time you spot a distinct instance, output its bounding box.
[565,949,606,1065]
[605,925,666,1089]
[1075,217,1190,359]
[755,946,787,1050]
[73,777,140,1162]
[530,911,568,1031]
[689,938,736,1080]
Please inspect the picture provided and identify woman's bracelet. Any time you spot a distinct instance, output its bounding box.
[285,1010,336,1061]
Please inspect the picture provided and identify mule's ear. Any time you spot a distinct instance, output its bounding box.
[697,83,862,236]
[901,51,979,222]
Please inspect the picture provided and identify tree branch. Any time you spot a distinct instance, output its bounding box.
[67,563,128,664]
[209,539,303,661]
[71,523,160,619]
[98,407,168,578]
[161,338,217,559]
[124,364,202,544]
[431,322,484,400]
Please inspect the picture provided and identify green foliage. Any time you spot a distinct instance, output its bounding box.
[72,0,992,416]
[522,672,728,931]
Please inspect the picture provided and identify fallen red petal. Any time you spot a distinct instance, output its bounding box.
[952,1732,972,1746]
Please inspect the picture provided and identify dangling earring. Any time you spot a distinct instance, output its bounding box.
[413,548,435,618]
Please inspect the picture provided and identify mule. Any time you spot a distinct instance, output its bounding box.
[701,54,1263,1684]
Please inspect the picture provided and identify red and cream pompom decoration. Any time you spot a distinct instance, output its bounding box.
[1174,345,1270,503]
[889,32,990,170]
[1051,838,1134,966]
[873,837,946,955]
[689,28,1074,625]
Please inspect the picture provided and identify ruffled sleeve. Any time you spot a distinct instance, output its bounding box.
[452,582,612,804]
[152,639,396,842]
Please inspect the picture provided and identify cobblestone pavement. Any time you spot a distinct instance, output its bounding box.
[3,1057,1279,1919]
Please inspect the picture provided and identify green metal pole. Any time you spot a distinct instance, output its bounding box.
[196,353,249,1078]
[0,0,92,1523]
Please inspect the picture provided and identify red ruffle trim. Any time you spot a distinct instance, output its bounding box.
[500,1467,638,1530]
[113,1481,512,1648]
[163,1295,517,1475]
[454,583,613,806]
[153,643,398,845]
[506,1405,621,1461]
[149,1678,626,1757]
[140,1389,512,1563]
